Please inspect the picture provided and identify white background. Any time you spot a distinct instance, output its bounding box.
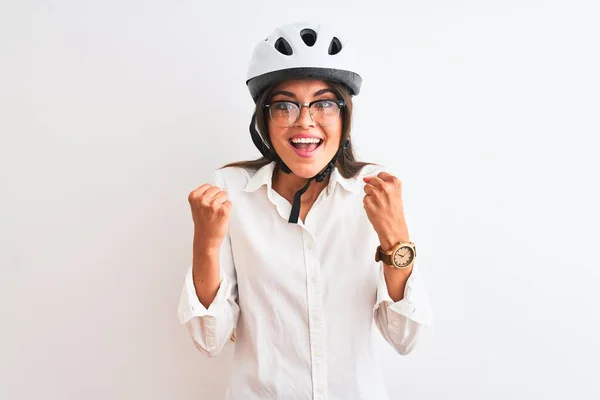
[1,1,599,399]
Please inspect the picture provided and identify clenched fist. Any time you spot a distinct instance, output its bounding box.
[362,171,410,249]
[188,184,232,251]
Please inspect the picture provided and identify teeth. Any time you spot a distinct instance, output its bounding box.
[291,138,322,144]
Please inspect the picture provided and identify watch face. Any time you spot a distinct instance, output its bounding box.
[393,246,415,268]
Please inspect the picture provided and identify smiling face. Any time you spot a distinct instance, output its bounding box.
[266,79,343,179]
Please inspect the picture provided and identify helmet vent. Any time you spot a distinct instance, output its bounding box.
[300,29,317,47]
[328,37,342,55]
[275,37,293,55]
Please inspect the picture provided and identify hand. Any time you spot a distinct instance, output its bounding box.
[188,183,232,251]
[363,171,409,249]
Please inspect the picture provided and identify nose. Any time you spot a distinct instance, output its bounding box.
[295,105,315,128]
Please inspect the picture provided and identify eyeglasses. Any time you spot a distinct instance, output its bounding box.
[264,99,345,128]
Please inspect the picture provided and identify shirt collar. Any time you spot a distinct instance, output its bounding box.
[327,165,361,195]
[243,161,277,193]
[242,161,361,194]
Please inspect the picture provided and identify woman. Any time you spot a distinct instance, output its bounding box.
[178,22,433,400]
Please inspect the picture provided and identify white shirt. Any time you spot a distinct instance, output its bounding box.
[178,161,433,400]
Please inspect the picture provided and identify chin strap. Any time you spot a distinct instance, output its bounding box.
[249,111,350,223]
[250,112,293,174]
[287,138,350,224]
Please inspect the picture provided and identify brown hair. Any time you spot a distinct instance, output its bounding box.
[221,81,377,178]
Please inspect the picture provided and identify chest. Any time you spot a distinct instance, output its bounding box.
[297,198,316,224]
[227,187,380,303]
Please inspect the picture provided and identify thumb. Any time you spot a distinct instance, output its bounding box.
[363,176,372,183]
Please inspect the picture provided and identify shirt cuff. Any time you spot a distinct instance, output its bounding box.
[375,262,433,327]
[178,265,233,324]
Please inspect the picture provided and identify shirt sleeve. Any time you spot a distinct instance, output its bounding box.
[177,170,240,358]
[373,260,433,355]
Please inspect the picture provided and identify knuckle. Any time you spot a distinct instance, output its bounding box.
[189,189,201,199]
[199,198,211,208]
[189,184,211,200]
[190,194,204,206]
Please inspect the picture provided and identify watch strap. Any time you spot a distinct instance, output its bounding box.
[375,245,394,265]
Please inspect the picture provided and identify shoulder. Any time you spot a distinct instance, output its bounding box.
[346,163,402,190]
[210,166,252,191]
[329,163,388,194]
[356,163,388,178]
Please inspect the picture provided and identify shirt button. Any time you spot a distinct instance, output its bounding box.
[307,241,314,250]
[311,275,317,283]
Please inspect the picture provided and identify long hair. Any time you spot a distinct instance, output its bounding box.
[222,81,376,178]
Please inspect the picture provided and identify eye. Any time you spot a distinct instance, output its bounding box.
[273,102,295,111]
[314,100,335,109]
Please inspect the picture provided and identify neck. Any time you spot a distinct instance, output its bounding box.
[272,167,330,205]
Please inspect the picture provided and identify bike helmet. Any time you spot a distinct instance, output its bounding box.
[246,22,362,101]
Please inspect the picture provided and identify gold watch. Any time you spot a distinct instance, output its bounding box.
[375,241,417,269]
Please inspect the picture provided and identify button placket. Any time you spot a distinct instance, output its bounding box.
[303,229,329,399]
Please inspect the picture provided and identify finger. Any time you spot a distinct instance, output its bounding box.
[364,190,383,206]
[189,185,213,204]
[192,183,213,196]
[200,186,222,201]
[377,171,396,182]
[363,184,376,196]
[364,176,385,188]
[220,200,232,217]
[211,191,229,205]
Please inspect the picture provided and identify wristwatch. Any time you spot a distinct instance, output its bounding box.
[375,241,417,269]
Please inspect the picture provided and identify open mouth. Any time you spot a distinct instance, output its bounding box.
[288,138,323,158]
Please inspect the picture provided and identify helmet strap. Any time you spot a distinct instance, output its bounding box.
[249,111,293,174]
[249,111,273,160]
[287,138,350,224]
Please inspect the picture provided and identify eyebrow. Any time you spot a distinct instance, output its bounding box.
[270,88,337,99]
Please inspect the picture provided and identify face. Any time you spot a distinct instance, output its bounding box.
[266,79,343,179]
